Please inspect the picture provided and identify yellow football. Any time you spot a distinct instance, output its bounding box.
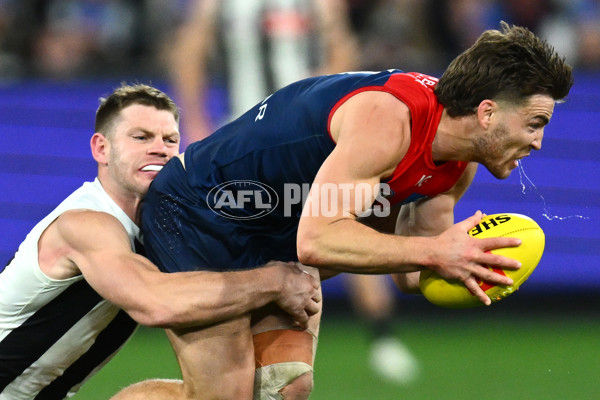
[419,213,545,308]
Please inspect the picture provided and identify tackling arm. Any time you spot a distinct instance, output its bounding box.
[49,210,320,329]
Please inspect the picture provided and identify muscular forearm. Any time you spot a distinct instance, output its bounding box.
[123,265,284,329]
[297,217,435,274]
[86,252,285,329]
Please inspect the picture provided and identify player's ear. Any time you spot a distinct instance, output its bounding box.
[91,132,109,165]
[477,99,495,130]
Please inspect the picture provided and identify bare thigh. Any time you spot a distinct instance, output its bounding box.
[252,265,322,359]
[166,314,255,400]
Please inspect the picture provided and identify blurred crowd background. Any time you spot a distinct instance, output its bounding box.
[0,0,599,83]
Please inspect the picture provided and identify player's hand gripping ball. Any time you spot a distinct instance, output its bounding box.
[419,213,545,308]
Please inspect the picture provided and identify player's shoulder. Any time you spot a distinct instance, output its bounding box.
[55,179,135,234]
[58,208,120,223]
[384,72,439,96]
[52,180,108,218]
[54,209,127,245]
[333,70,436,111]
[388,71,438,86]
[336,84,411,118]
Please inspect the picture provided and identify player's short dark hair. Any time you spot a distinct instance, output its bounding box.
[434,21,573,117]
[95,83,180,135]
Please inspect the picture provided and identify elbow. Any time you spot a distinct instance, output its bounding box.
[297,241,316,267]
[297,232,328,267]
[297,222,345,268]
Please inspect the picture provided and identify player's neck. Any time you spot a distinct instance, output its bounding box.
[97,176,143,224]
[432,110,480,163]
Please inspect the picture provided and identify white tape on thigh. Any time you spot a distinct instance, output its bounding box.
[253,362,313,400]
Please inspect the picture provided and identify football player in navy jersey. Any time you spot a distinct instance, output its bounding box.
[169,0,421,385]
[121,22,572,399]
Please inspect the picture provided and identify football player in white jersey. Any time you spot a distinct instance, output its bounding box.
[0,83,320,400]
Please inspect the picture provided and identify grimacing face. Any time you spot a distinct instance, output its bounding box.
[106,104,180,196]
[478,94,554,179]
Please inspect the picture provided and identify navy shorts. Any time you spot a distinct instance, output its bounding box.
[141,158,299,273]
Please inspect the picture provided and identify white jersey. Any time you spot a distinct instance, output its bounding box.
[216,0,316,119]
[0,178,139,400]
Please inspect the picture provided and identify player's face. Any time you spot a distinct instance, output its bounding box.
[106,104,180,196]
[479,94,555,179]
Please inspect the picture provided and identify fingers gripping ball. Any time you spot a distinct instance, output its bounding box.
[420,213,545,308]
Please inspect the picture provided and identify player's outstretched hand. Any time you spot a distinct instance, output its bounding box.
[270,261,321,329]
[430,211,522,305]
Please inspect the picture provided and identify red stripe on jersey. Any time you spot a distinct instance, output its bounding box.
[326,72,468,206]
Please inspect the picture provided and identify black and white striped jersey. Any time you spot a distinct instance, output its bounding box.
[214,0,317,119]
[0,179,138,399]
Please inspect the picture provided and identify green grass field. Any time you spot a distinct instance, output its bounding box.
[74,295,600,400]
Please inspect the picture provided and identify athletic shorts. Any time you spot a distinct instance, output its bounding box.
[141,158,299,273]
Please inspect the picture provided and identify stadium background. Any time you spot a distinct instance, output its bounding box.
[1,1,599,399]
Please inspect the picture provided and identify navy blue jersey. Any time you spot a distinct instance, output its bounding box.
[141,70,466,272]
[184,70,398,193]
[142,71,399,272]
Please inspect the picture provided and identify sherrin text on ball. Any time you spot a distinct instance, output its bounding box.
[420,213,545,308]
